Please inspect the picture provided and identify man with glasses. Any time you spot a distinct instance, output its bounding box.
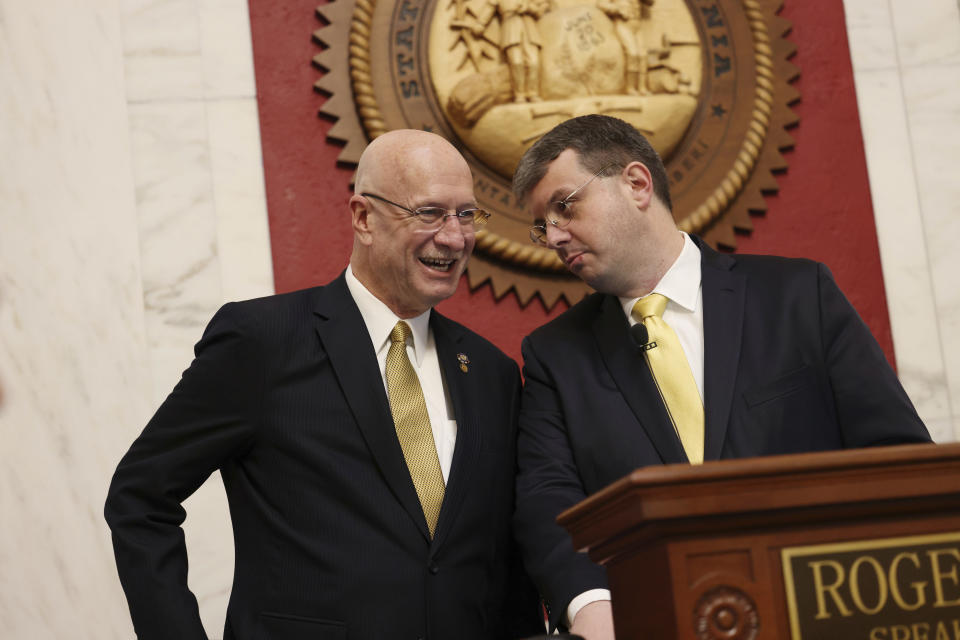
[105,129,541,640]
[510,115,929,639]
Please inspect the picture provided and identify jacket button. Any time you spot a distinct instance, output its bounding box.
[429,563,439,574]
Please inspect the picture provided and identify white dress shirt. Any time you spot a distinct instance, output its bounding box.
[345,266,457,481]
[566,232,704,626]
[619,231,705,400]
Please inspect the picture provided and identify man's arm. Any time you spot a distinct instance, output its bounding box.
[816,263,931,445]
[500,360,552,637]
[104,304,261,639]
[514,336,608,632]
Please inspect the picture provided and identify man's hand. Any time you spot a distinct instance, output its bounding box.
[569,600,615,640]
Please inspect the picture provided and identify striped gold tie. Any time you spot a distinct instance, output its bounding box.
[385,321,445,536]
[632,294,705,464]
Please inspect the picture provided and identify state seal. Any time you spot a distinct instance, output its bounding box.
[314,0,798,307]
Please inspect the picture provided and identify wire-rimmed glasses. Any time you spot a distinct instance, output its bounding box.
[528,164,615,245]
[361,192,491,229]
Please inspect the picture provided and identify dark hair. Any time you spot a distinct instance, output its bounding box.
[512,114,672,211]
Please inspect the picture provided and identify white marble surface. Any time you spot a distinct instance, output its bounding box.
[0,1,152,638]
[122,0,205,102]
[851,68,952,438]
[128,100,224,399]
[121,0,257,102]
[889,0,960,68]
[901,60,960,438]
[121,0,270,635]
[844,0,899,71]
[208,99,275,302]
[844,0,960,440]
[2,0,270,637]
[122,0,270,634]
[199,0,259,98]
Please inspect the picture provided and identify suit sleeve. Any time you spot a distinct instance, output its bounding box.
[817,264,931,445]
[501,361,551,638]
[104,303,261,639]
[513,336,607,631]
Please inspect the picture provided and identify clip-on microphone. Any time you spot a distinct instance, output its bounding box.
[630,323,657,351]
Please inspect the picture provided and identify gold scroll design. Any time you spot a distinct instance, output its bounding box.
[346,0,777,273]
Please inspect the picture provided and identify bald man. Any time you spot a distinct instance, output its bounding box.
[105,130,541,640]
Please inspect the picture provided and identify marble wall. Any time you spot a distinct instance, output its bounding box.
[0,0,271,637]
[121,0,273,634]
[844,0,960,442]
[0,3,150,637]
[0,0,956,638]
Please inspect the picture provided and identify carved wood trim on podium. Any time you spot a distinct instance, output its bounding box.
[558,443,960,639]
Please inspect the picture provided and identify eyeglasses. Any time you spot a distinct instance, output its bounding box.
[361,193,491,228]
[529,164,615,245]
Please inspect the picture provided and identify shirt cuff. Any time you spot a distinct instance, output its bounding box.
[566,589,612,627]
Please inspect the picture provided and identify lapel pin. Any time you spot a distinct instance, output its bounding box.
[457,353,470,373]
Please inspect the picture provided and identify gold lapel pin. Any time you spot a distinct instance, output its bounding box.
[457,353,470,373]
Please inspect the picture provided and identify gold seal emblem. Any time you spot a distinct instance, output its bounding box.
[314,0,797,307]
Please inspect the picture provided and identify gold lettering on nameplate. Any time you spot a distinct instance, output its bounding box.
[782,532,960,640]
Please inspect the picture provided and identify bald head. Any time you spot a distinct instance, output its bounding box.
[348,129,478,318]
[355,129,471,197]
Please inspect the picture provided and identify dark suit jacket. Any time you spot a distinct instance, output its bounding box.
[105,273,541,640]
[513,237,930,628]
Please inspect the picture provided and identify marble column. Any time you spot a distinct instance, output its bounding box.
[0,1,152,637]
[0,0,272,637]
[844,0,960,441]
[121,0,273,635]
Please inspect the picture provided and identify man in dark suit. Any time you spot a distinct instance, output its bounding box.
[509,115,930,639]
[105,129,541,639]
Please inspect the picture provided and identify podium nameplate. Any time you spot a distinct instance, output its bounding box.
[782,532,960,640]
[558,444,960,639]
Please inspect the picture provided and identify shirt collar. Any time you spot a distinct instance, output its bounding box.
[619,231,702,319]
[345,265,431,366]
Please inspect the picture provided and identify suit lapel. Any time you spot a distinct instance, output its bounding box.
[593,295,688,464]
[696,239,745,460]
[428,313,478,551]
[312,274,431,540]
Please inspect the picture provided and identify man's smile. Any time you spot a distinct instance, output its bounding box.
[419,256,458,272]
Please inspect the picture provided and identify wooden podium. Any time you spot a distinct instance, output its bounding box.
[558,442,960,640]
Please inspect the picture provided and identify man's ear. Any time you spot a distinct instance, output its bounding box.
[623,161,654,209]
[349,194,374,245]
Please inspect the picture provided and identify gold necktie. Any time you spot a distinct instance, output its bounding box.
[385,321,445,536]
[632,294,705,464]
